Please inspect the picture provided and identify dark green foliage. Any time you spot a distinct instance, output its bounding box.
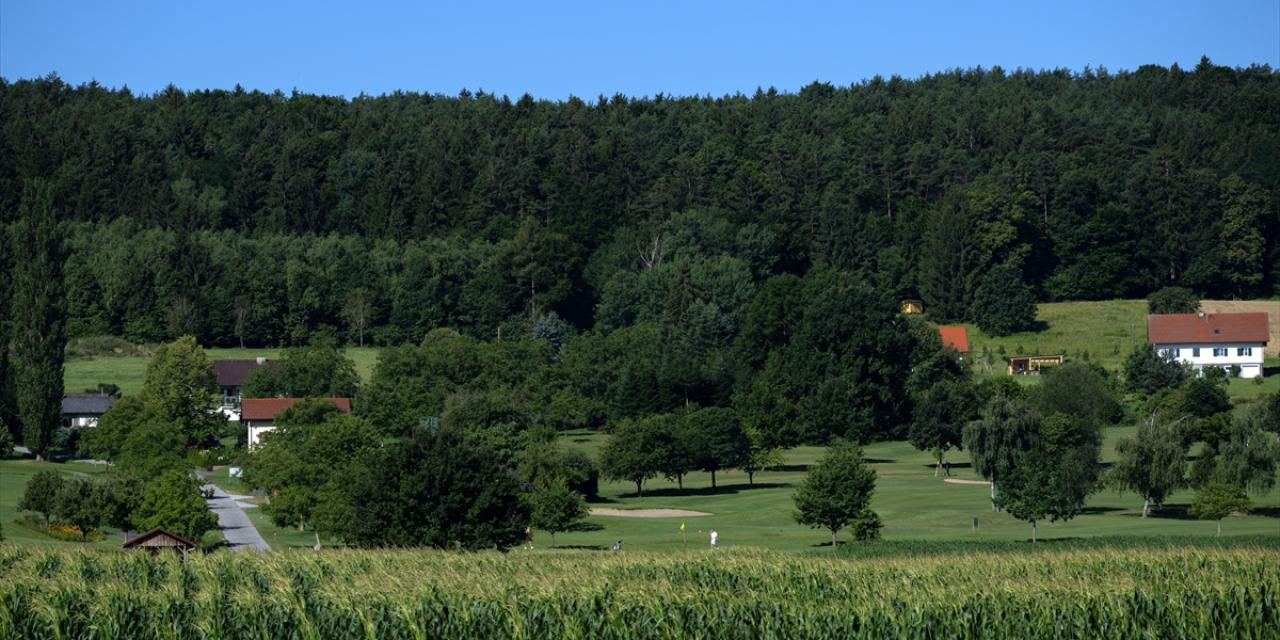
[792,440,878,546]
[131,469,218,541]
[1109,416,1188,517]
[1190,483,1251,536]
[4,62,1275,349]
[1123,344,1187,394]
[962,396,1042,511]
[971,264,1038,336]
[11,179,67,459]
[1191,406,1280,496]
[1000,413,1101,541]
[525,477,587,547]
[241,340,360,398]
[18,469,64,525]
[241,399,380,540]
[739,272,916,446]
[600,417,672,496]
[681,407,750,488]
[1031,363,1121,429]
[343,427,529,550]
[53,478,103,541]
[1146,287,1199,314]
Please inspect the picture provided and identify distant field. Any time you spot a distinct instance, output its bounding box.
[64,347,382,397]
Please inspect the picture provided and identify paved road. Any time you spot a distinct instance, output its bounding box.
[203,483,270,552]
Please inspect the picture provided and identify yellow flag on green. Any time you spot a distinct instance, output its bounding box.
[680,522,686,531]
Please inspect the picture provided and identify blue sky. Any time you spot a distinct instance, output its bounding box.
[2,1,1277,99]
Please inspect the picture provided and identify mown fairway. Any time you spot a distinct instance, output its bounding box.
[2,544,1276,639]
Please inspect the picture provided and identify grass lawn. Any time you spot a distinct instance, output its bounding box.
[65,346,382,397]
[0,456,122,548]
[536,426,1280,554]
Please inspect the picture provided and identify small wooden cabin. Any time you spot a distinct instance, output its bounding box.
[900,299,924,315]
[1006,354,1064,375]
[123,527,198,557]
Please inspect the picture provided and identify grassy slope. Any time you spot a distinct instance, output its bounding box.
[0,457,120,547]
[65,347,382,397]
[539,425,1280,554]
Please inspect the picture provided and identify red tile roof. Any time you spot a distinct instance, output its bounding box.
[1147,313,1269,345]
[240,397,352,421]
[938,326,970,353]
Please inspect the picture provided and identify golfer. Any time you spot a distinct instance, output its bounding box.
[709,528,718,548]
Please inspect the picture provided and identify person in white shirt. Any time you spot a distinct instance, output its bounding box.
[709,529,718,548]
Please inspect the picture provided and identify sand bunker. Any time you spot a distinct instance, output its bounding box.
[589,508,712,518]
[943,478,991,486]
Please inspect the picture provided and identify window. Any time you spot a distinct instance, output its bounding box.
[1212,348,1228,357]
[1192,348,1200,357]
[1238,347,1253,357]
[1161,348,1177,359]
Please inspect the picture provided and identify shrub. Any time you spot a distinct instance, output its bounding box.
[1147,287,1199,314]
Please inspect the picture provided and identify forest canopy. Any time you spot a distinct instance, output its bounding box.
[1,58,1277,347]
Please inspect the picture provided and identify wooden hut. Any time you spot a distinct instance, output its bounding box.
[1006,354,1064,375]
[123,527,198,557]
[900,299,925,315]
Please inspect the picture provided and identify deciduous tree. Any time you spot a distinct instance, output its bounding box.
[792,440,878,547]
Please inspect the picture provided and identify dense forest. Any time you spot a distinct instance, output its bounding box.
[1,57,1277,349]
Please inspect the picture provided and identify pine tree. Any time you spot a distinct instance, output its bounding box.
[11,179,67,461]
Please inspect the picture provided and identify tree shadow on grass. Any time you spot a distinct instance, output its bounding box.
[918,462,973,472]
[1143,504,1200,521]
[623,482,791,499]
[1245,506,1280,519]
[766,464,809,473]
[1079,506,1125,515]
[567,522,604,533]
[547,544,609,551]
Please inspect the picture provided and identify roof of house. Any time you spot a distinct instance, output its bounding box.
[938,326,970,353]
[122,527,198,549]
[240,397,352,421]
[62,394,116,416]
[213,359,268,386]
[1147,312,1270,345]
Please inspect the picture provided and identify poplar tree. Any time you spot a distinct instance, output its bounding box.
[11,179,66,461]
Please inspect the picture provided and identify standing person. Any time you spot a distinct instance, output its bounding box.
[525,526,534,549]
[709,528,718,548]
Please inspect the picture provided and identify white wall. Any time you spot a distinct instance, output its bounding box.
[1153,341,1266,378]
[247,422,276,448]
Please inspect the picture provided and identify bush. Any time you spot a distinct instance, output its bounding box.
[971,264,1038,336]
[1123,345,1187,394]
[63,336,151,359]
[1147,287,1199,314]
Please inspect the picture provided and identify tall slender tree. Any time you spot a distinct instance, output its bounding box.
[11,179,67,461]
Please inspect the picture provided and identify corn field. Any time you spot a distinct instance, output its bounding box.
[1,545,1277,639]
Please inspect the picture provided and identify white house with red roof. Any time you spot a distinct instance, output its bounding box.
[1147,312,1268,378]
[242,397,352,447]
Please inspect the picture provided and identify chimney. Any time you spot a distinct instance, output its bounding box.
[256,356,266,365]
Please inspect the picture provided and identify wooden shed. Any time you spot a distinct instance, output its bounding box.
[1006,354,1064,375]
[123,527,198,557]
[900,299,924,315]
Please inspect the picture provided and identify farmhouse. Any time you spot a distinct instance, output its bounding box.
[242,397,352,447]
[937,326,969,358]
[1147,312,1268,378]
[213,358,270,419]
[61,394,116,428]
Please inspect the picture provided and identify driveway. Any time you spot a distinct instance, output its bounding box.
[203,483,270,551]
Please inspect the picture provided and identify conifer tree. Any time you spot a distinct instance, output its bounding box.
[11,179,66,461]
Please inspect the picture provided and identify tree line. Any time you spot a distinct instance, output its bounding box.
[0,58,1277,350]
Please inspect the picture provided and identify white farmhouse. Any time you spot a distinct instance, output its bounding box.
[242,397,352,447]
[1147,312,1268,378]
